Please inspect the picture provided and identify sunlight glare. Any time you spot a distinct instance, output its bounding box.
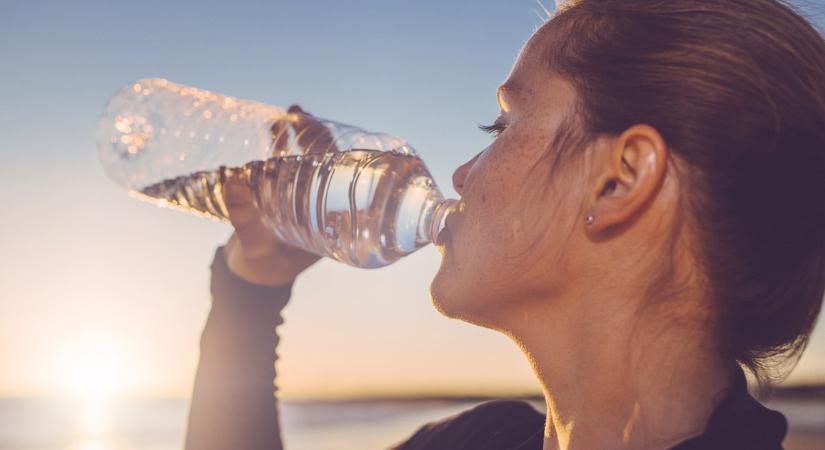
[56,337,126,399]
[72,437,113,450]
[77,398,110,436]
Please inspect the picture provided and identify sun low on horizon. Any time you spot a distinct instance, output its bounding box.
[52,336,133,400]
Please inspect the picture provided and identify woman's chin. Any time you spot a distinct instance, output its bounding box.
[429,264,462,319]
[429,267,481,322]
[429,247,490,323]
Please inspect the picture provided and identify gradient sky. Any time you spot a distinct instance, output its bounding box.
[1,0,824,400]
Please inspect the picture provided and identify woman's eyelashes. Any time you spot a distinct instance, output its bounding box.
[478,119,508,138]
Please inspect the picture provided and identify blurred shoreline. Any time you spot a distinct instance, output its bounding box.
[5,382,825,403]
[280,382,825,402]
[1,390,824,450]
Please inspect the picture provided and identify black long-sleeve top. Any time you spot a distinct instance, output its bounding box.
[184,247,788,450]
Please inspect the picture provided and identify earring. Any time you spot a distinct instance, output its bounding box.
[585,214,595,226]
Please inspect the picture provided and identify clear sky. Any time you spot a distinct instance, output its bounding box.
[1,0,823,400]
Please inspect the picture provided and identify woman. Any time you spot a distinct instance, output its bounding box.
[184,0,825,449]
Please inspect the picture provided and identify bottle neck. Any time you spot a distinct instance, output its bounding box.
[426,198,459,244]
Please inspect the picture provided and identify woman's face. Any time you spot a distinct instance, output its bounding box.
[430,25,594,326]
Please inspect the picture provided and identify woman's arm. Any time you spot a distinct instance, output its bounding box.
[184,246,293,450]
[185,144,320,449]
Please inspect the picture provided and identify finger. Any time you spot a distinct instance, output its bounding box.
[234,222,280,259]
[270,105,304,155]
[223,175,262,229]
[222,173,283,254]
[270,105,340,155]
[294,118,337,154]
[287,109,339,154]
[270,117,293,155]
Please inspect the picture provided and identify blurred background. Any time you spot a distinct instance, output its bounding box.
[1,1,824,449]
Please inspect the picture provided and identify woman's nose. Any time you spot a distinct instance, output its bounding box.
[452,152,481,196]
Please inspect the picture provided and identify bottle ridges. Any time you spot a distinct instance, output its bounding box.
[134,150,443,268]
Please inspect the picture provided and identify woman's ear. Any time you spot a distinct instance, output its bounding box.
[585,124,668,233]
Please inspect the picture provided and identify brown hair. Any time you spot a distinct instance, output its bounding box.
[546,0,825,384]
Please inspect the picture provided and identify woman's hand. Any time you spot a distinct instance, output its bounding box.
[223,105,327,287]
[223,175,320,287]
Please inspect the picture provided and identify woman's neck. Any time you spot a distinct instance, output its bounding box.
[506,290,734,450]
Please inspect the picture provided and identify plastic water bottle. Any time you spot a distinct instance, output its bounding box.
[96,78,458,268]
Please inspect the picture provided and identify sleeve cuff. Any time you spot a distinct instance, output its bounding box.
[209,246,293,320]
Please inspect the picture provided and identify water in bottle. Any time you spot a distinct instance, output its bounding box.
[96,78,457,268]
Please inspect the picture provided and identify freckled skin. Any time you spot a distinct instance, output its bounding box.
[428,24,731,449]
[429,32,590,327]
